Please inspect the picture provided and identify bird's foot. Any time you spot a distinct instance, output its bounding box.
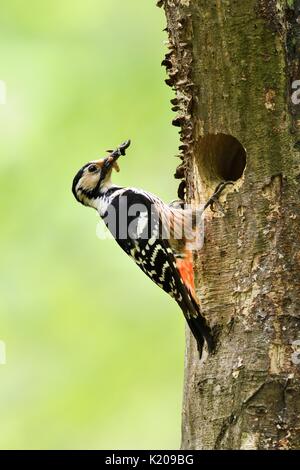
[203,181,234,213]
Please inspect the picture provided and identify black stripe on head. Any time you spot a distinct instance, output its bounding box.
[72,163,90,202]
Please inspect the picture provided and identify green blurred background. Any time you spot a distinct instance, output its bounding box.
[0,0,184,450]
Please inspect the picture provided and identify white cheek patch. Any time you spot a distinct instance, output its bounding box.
[81,172,100,191]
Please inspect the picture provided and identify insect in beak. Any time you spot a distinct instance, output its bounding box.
[100,139,131,180]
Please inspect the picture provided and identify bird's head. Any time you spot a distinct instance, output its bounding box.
[72,140,130,207]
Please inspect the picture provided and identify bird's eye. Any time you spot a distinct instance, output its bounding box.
[88,164,98,173]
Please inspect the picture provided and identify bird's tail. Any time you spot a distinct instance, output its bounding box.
[186,310,214,358]
[180,295,214,358]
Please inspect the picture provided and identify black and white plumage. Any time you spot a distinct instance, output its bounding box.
[72,140,214,356]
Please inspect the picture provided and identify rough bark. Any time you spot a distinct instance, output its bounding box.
[158,0,300,450]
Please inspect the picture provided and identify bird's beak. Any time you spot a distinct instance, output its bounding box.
[96,157,119,184]
[105,156,120,173]
[99,139,131,180]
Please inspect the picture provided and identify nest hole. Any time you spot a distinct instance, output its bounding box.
[196,133,246,186]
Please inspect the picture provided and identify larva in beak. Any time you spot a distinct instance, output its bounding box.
[112,161,120,172]
[106,156,120,172]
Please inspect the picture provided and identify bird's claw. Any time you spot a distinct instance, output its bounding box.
[203,181,234,212]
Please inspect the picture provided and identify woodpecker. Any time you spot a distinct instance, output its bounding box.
[72,140,230,356]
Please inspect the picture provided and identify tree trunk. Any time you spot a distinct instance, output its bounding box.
[158,0,300,450]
